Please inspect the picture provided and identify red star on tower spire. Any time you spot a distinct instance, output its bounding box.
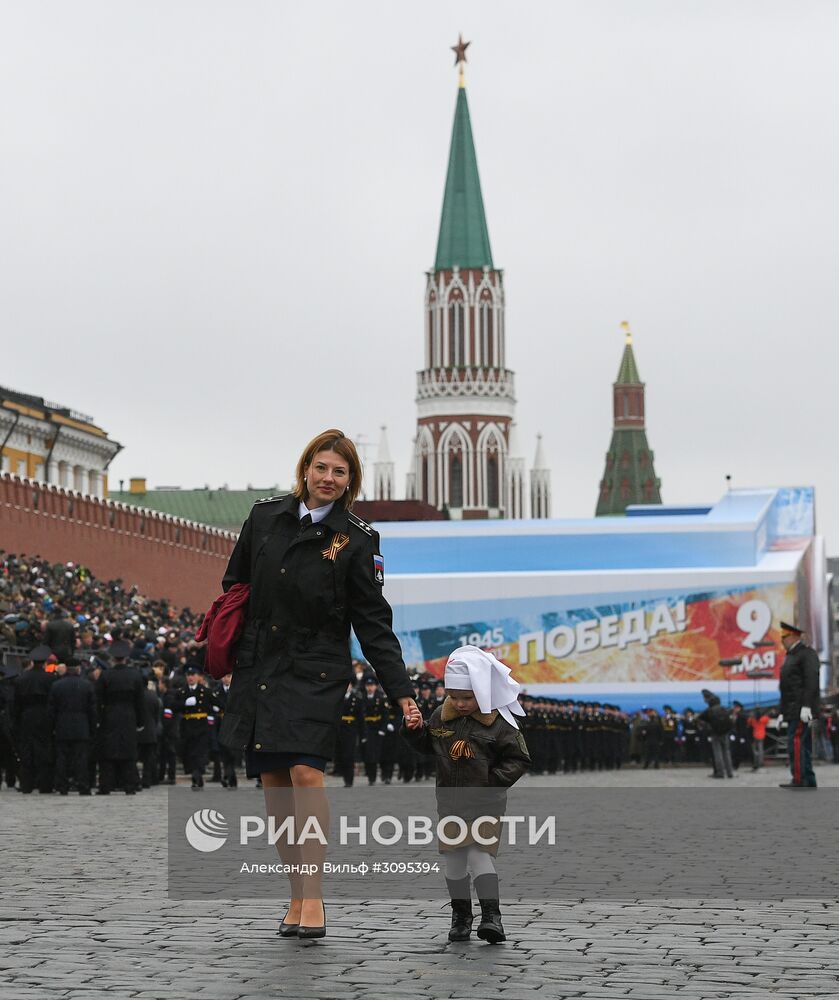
[451,34,471,87]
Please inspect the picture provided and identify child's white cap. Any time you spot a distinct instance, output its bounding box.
[444,645,527,730]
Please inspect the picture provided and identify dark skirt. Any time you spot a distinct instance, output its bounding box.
[245,748,328,778]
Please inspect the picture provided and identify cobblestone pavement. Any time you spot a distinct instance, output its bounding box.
[3,763,838,1000]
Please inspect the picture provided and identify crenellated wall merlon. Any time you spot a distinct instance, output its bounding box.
[0,473,237,610]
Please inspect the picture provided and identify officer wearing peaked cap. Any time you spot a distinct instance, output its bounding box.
[661,704,678,766]
[48,658,97,795]
[361,676,387,785]
[335,680,363,787]
[95,637,145,794]
[179,664,213,789]
[777,622,820,789]
[0,659,19,789]
[13,645,57,792]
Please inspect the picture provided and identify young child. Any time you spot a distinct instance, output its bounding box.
[402,645,530,944]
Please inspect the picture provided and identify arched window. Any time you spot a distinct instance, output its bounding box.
[480,298,493,366]
[417,430,434,504]
[620,479,630,500]
[449,297,465,367]
[450,451,464,508]
[427,306,434,366]
[487,453,499,508]
[644,479,654,501]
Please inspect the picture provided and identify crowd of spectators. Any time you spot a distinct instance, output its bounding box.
[1,551,206,673]
[2,550,838,794]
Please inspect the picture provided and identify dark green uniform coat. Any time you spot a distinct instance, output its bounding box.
[219,495,414,759]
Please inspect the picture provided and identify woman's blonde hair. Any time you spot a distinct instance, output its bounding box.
[293,429,362,509]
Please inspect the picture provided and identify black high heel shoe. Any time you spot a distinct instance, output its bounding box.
[296,901,326,939]
[277,904,300,937]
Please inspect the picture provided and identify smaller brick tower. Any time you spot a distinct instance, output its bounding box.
[596,322,662,516]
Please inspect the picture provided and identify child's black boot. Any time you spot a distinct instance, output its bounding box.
[445,876,473,941]
[474,873,506,944]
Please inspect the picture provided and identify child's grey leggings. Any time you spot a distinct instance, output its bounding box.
[444,845,497,879]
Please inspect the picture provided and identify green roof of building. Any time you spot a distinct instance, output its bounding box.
[434,86,494,271]
[616,340,642,385]
[108,488,287,532]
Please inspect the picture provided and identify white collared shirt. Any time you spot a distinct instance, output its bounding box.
[298,500,335,524]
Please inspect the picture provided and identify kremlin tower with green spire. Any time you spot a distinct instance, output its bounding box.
[596,323,662,516]
[409,37,548,519]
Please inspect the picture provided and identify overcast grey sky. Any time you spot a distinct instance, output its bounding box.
[2,2,838,544]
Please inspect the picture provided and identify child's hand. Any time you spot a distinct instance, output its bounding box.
[399,697,423,730]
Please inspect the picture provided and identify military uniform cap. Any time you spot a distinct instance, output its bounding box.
[29,644,53,663]
[779,621,803,635]
[109,639,132,659]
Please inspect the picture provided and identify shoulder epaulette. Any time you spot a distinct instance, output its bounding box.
[347,510,374,536]
[254,494,289,506]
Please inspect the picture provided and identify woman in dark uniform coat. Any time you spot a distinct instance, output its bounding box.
[219,429,420,938]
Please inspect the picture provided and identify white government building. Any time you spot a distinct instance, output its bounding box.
[0,385,122,498]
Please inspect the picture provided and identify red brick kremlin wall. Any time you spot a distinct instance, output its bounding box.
[0,474,235,612]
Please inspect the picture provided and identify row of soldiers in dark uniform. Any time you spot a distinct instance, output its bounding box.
[333,685,725,781]
[520,698,631,773]
[518,698,779,773]
[0,641,244,794]
[5,641,774,792]
[333,674,447,785]
[333,684,744,780]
